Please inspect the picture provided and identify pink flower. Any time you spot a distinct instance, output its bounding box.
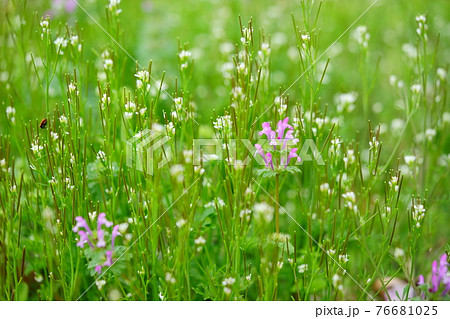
[265,152,274,170]
[76,230,94,248]
[72,216,92,235]
[255,117,300,171]
[97,213,113,231]
[97,229,106,248]
[103,250,113,267]
[111,225,121,251]
[276,117,293,139]
[417,253,450,296]
[73,213,122,275]
[95,265,102,274]
[259,122,275,140]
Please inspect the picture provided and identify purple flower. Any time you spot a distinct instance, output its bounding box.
[418,275,425,286]
[73,213,122,276]
[95,265,102,274]
[111,225,121,252]
[72,216,92,235]
[255,117,300,171]
[265,152,274,170]
[276,117,292,139]
[97,212,113,231]
[97,229,106,248]
[417,253,450,297]
[286,148,301,167]
[259,122,274,140]
[103,250,113,267]
[76,230,94,248]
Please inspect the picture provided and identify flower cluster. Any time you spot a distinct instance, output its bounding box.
[353,25,370,49]
[417,254,449,297]
[73,213,121,274]
[415,14,428,41]
[178,50,192,70]
[255,117,301,171]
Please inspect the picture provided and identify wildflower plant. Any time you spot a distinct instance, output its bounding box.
[0,0,449,302]
[416,254,450,300]
[73,213,128,276]
[255,117,301,177]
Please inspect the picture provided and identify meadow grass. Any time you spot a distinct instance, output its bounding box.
[0,0,449,301]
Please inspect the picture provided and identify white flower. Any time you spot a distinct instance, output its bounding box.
[253,202,274,223]
[412,203,426,224]
[178,50,192,60]
[194,236,206,245]
[103,59,113,70]
[118,223,129,234]
[330,137,342,154]
[96,280,106,290]
[107,0,122,15]
[369,136,379,150]
[125,101,136,111]
[339,255,349,263]
[437,68,447,81]
[389,176,399,192]
[69,35,78,46]
[59,115,68,123]
[194,166,205,175]
[213,115,232,133]
[6,106,15,117]
[415,14,428,40]
[158,292,164,301]
[332,274,341,286]
[135,70,149,82]
[353,25,370,48]
[89,211,97,221]
[298,264,308,273]
[425,128,436,141]
[237,62,247,74]
[240,26,252,45]
[34,273,43,283]
[246,274,252,281]
[320,183,330,193]
[176,218,187,228]
[394,248,405,260]
[96,150,106,161]
[410,84,422,94]
[239,209,251,221]
[231,86,244,101]
[342,192,358,213]
[335,92,358,113]
[31,142,44,154]
[404,155,416,166]
[165,272,176,284]
[68,82,76,92]
[274,96,287,115]
[54,37,68,54]
[51,132,59,140]
[222,277,236,286]
[223,287,232,295]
